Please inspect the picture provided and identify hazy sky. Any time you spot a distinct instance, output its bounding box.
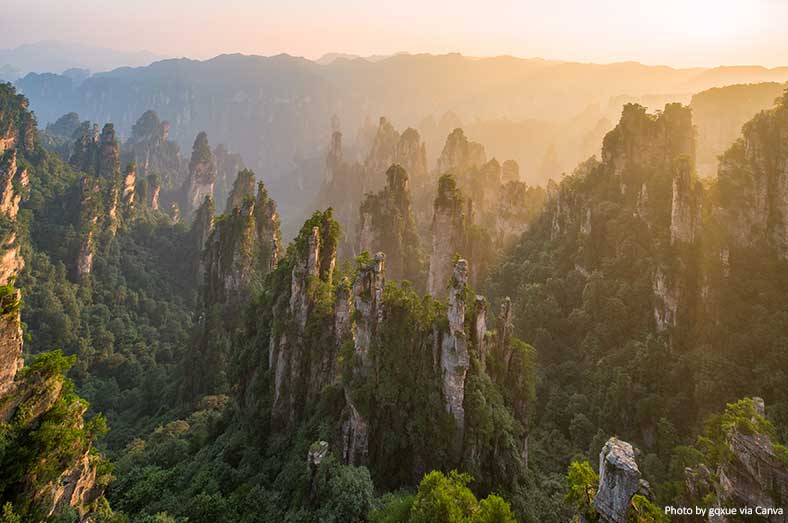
[2,0,787,67]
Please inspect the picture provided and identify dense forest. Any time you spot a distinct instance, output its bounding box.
[1,51,788,523]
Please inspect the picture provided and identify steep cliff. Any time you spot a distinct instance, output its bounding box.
[685,398,788,522]
[428,174,468,297]
[716,90,788,258]
[123,110,183,190]
[436,128,486,177]
[357,164,425,285]
[185,131,217,217]
[0,84,112,520]
[202,174,282,305]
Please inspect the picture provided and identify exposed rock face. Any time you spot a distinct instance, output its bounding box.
[186,131,217,217]
[213,144,246,213]
[225,168,256,212]
[75,177,102,279]
[717,92,788,258]
[364,117,401,185]
[148,175,161,210]
[0,150,29,220]
[441,259,470,454]
[436,128,486,176]
[0,84,106,518]
[122,162,136,207]
[0,288,23,395]
[342,390,370,466]
[357,165,424,284]
[395,128,428,182]
[428,175,467,297]
[190,196,215,283]
[595,438,642,523]
[97,123,120,181]
[670,158,701,245]
[325,131,343,183]
[202,179,281,305]
[270,213,338,422]
[0,150,28,284]
[603,103,694,186]
[126,110,182,188]
[686,398,788,523]
[47,451,101,519]
[652,266,679,332]
[352,253,385,371]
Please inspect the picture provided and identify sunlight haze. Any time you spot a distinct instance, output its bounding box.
[1,0,786,67]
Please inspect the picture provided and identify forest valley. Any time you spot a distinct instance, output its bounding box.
[1,79,788,523]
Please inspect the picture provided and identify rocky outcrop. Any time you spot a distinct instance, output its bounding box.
[685,398,788,523]
[717,91,788,258]
[214,144,246,213]
[441,259,470,454]
[395,128,428,183]
[225,168,256,212]
[0,85,107,518]
[670,158,701,245]
[357,165,424,284]
[97,124,120,181]
[428,175,467,297]
[652,266,679,332]
[0,150,29,220]
[190,196,215,283]
[185,131,217,217]
[436,128,486,176]
[364,117,401,185]
[595,438,642,523]
[0,288,22,396]
[125,110,182,189]
[270,213,338,422]
[122,162,136,208]
[325,131,343,183]
[352,253,385,371]
[202,178,281,305]
[75,177,102,279]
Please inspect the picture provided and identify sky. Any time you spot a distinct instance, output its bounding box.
[1,0,787,68]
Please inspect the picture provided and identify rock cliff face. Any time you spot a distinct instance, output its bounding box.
[185,131,217,217]
[595,438,643,523]
[122,162,136,208]
[124,110,183,189]
[270,213,338,423]
[685,398,788,523]
[202,176,282,305]
[428,175,468,297]
[436,128,486,176]
[541,104,699,334]
[670,158,702,245]
[75,177,101,279]
[441,259,470,455]
[213,144,246,214]
[717,91,788,258]
[0,84,108,518]
[357,165,425,284]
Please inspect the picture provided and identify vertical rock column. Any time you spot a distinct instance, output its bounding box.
[441,259,470,456]
[342,253,385,465]
[428,175,467,297]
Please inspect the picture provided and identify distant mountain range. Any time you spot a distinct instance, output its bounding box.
[0,41,164,80]
[10,50,788,226]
